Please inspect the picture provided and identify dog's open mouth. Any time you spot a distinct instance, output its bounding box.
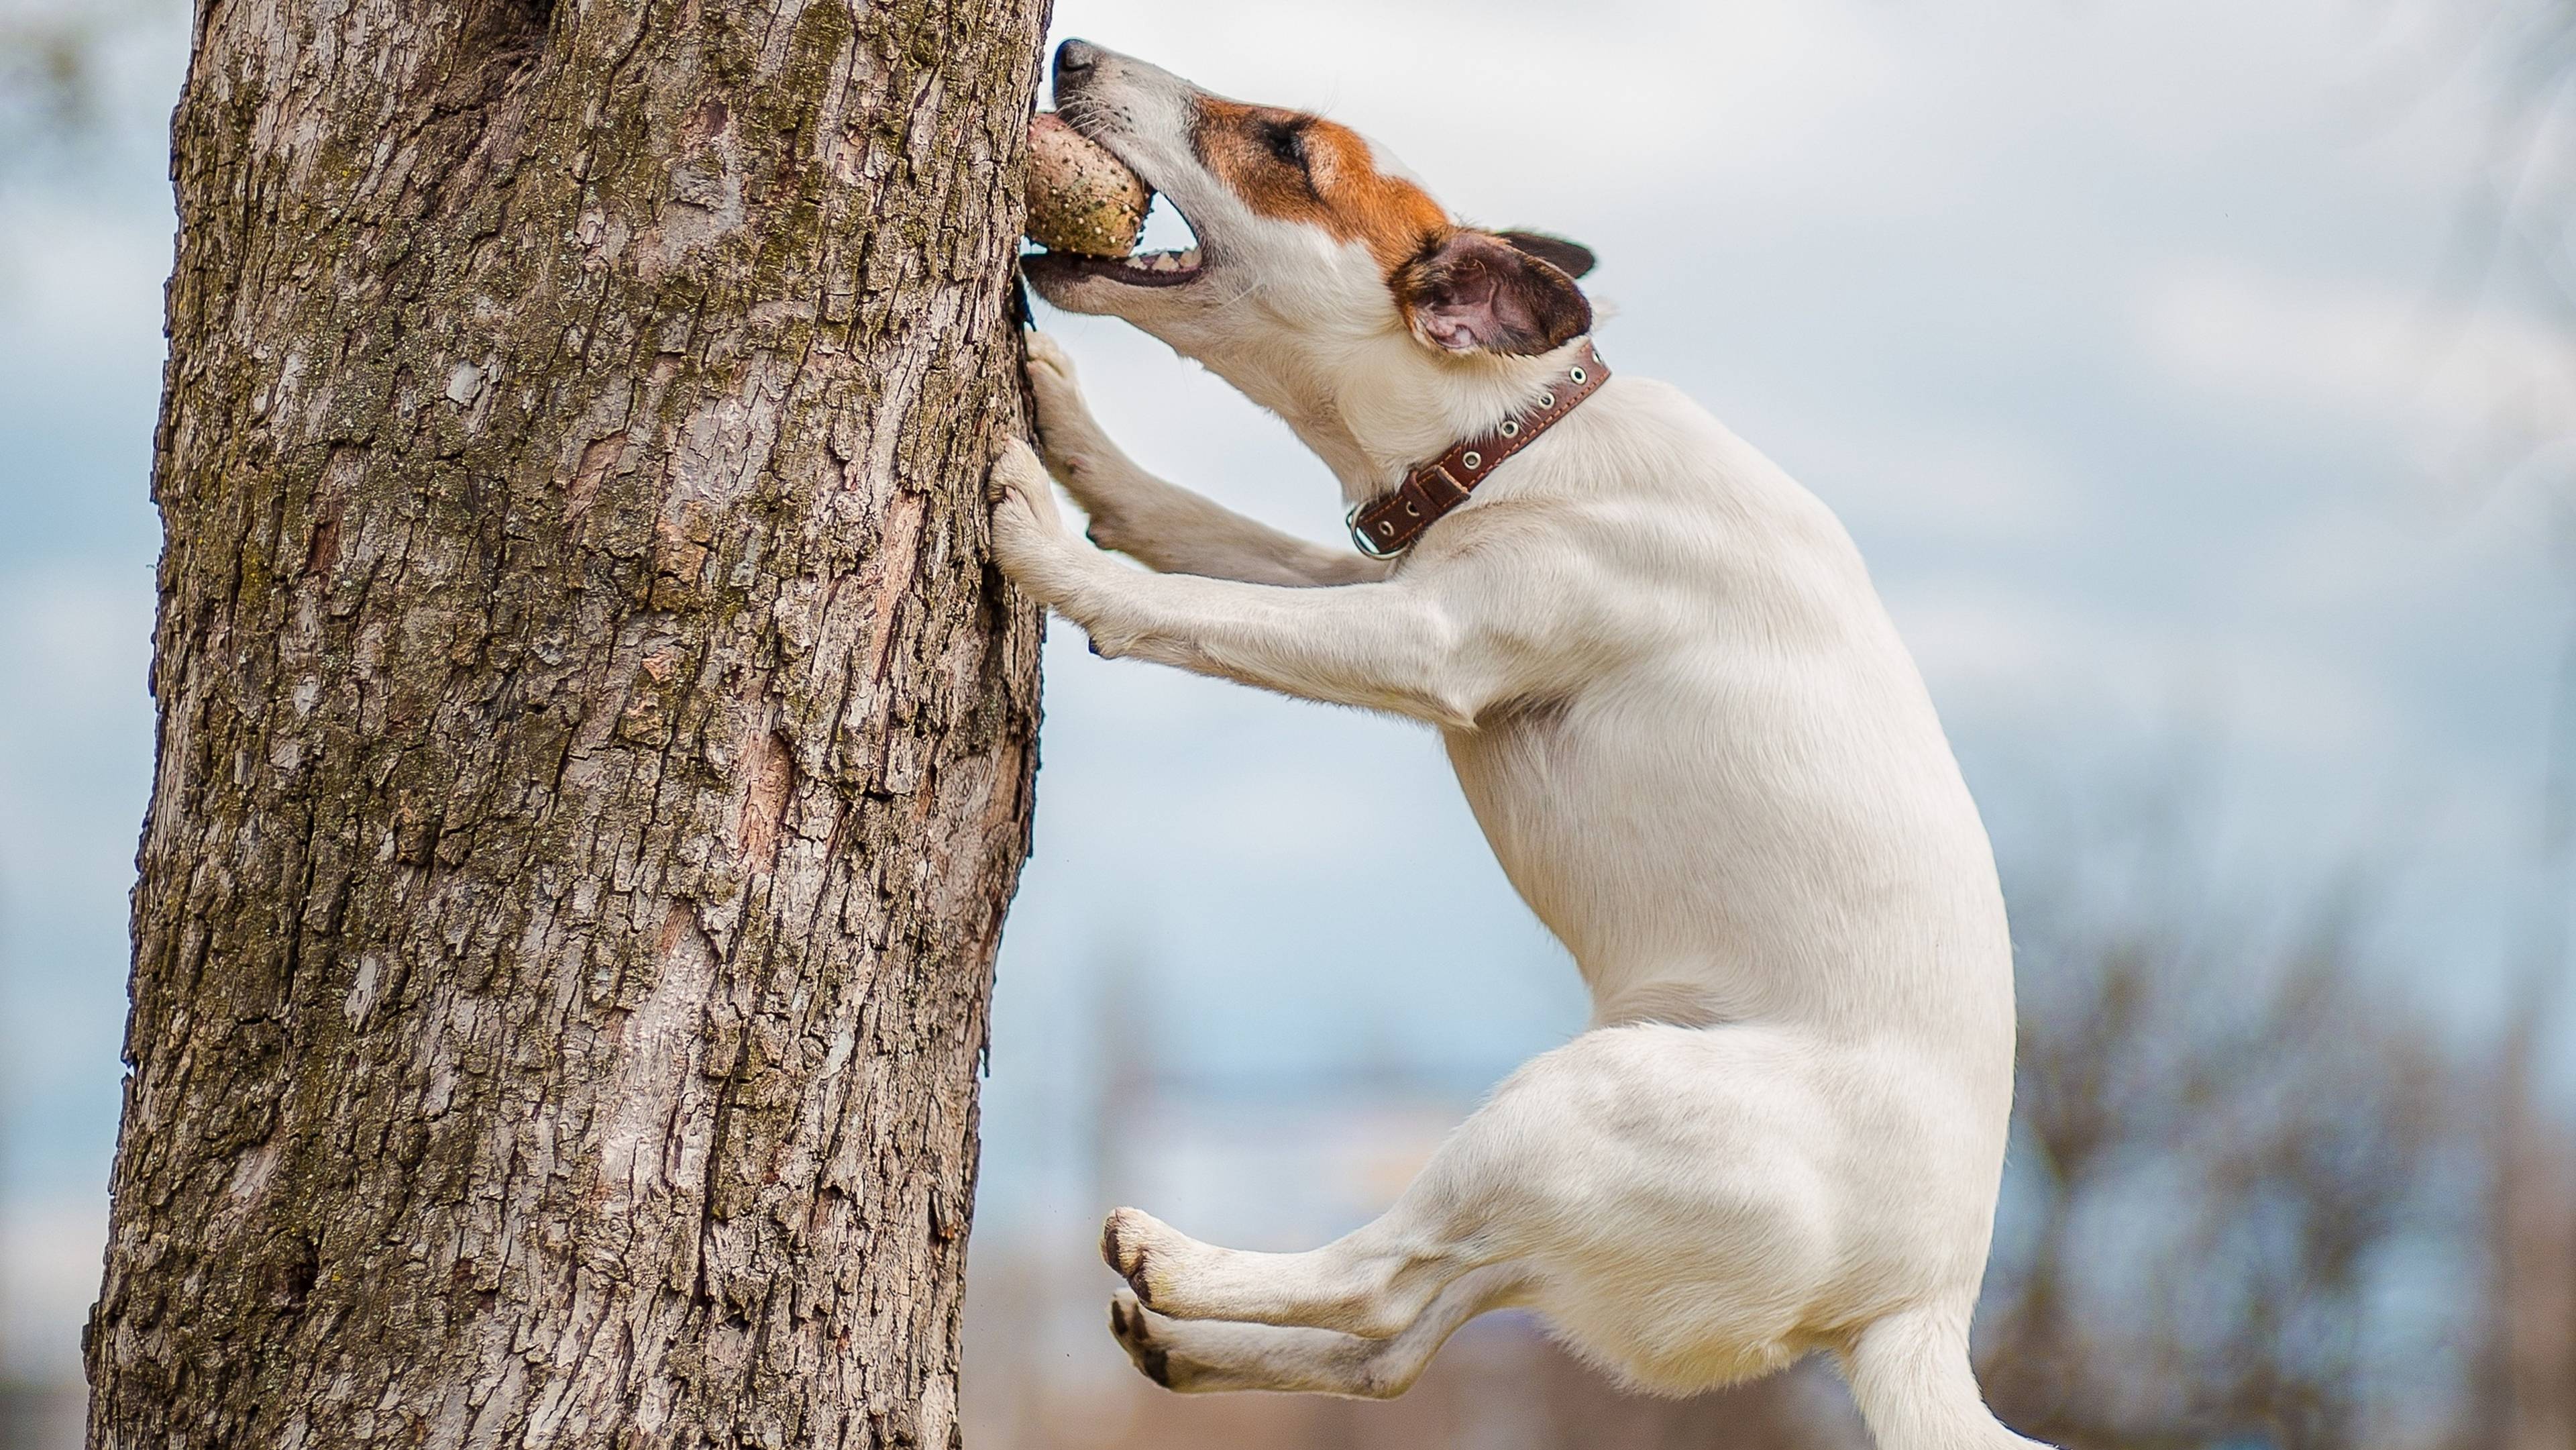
[1023,182,1208,289]
[1023,108,1208,290]
[1022,238,1205,289]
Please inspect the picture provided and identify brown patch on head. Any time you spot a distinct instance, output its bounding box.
[1192,96,1449,272]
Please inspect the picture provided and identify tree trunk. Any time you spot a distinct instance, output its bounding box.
[85,1,1048,1445]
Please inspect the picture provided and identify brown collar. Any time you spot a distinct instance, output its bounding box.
[1347,340,1611,556]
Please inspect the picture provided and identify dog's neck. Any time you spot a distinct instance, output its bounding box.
[1205,335,1596,508]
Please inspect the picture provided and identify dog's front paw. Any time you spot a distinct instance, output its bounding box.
[988,437,1154,654]
[1022,335,1136,537]
[1024,332,1101,472]
[1022,331,1091,448]
[1024,327,1080,392]
[987,437,1076,589]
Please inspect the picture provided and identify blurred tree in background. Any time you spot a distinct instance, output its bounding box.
[1980,843,2495,1450]
[0,0,156,158]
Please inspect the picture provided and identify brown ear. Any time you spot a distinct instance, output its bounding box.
[1496,229,1596,279]
[1397,229,1593,356]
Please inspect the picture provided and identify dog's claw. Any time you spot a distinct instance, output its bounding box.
[1108,1289,1172,1386]
[1102,1206,1155,1302]
[1100,1210,1131,1276]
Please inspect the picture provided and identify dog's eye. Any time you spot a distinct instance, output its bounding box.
[1261,121,1307,170]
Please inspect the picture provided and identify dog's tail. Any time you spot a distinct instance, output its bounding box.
[1845,1306,2053,1450]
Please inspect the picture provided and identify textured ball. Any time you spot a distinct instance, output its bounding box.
[1025,113,1150,258]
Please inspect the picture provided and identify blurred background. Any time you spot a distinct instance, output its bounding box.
[5,1,2575,1446]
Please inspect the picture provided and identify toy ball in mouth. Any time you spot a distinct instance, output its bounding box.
[1024,113,1151,259]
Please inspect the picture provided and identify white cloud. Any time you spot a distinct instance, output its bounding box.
[1786,417,2090,548]
[2138,260,2576,449]
[1890,581,2096,706]
[1892,576,2402,764]
[1050,0,1905,220]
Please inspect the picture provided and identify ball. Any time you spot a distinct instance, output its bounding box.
[1025,113,1150,259]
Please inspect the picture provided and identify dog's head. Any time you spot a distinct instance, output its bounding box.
[1025,41,1597,474]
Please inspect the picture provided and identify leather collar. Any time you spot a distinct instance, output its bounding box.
[1347,340,1611,556]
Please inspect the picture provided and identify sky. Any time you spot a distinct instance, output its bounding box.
[1,0,2570,1385]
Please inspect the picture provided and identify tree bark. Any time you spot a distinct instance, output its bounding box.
[86,1,1048,1445]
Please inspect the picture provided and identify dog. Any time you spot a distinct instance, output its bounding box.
[986,39,2049,1450]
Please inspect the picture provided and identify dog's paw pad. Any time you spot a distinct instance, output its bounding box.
[1101,1206,1163,1301]
[1100,1208,1142,1277]
[1107,1289,1172,1386]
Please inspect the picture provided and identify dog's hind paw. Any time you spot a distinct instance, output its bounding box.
[1100,1206,1149,1287]
[1107,1289,1173,1387]
[1101,1205,1187,1308]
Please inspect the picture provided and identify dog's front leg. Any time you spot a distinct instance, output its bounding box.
[989,439,1514,729]
[1026,333,1389,588]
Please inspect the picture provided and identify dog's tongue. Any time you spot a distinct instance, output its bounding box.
[1026,113,1151,258]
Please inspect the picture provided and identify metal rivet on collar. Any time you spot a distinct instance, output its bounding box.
[1351,348,1607,559]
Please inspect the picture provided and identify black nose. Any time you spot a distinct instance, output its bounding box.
[1055,39,1101,78]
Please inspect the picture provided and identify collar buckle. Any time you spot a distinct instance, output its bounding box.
[1348,503,1407,558]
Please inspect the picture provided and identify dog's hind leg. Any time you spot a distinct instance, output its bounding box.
[1098,1022,1849,1366]
[1106,1263,1529,1398]
[1099,1198,1481,1341]
[1094,1040,1606,1340]
[1099,1026,1733,1340]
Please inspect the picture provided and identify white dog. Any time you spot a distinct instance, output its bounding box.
[987,40,2049,1450]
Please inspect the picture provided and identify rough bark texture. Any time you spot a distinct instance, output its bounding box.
[86,1,1049,1445]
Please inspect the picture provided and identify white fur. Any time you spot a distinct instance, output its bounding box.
[994,43,2049,1450]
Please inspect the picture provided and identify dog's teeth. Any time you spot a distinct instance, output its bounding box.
[1110,248,1195,276]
